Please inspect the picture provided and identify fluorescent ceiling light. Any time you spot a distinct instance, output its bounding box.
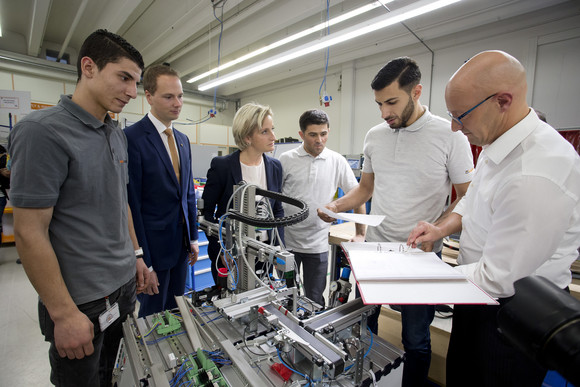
[187,1,392,84]
[199,0,461,91]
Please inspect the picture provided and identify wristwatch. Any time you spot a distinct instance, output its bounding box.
[135,248,144,258]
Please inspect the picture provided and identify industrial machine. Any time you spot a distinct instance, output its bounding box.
[113,183,404,386]
[344,154,364,178]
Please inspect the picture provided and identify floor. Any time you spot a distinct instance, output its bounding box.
[0,244,52,386]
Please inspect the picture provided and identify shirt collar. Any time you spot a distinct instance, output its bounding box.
[60,94,112,130]
[297,143,329,159]
[391,105,432,133]
[148,112,173,135]
[483,108,537,165]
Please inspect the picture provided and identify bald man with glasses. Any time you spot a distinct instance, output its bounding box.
[408,50,580,387]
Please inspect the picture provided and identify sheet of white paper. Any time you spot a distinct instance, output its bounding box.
[319,207,385,227]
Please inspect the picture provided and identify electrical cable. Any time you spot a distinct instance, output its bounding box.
[263,195,286,250]
[367,367,378,387]
[343,325,374,373]
[237,236,270,289]
[276,348,311,384]
[243,320,270,356]
[137,321,161,339]
[211,182,306,292]
[365,324,374,358]
[227,184,308,228]
[377,0,435,107]
[145,330,186,345]
[318,0,331,101]
[210,0,226,115]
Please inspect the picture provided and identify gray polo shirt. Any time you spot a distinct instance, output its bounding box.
[8,95,135,305]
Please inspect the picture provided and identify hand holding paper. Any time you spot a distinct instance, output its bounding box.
[318,206,385,227]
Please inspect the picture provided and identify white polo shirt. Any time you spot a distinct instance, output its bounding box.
[280,144,359,253]
[454,109,580,298]
[362,108,474,252]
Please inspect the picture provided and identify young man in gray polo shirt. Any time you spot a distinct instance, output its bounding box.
[280,109,366,306]
[9,30,148,387]
[319,57,474,387]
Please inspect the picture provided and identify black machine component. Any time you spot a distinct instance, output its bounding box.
[497,275,580,385]
[226,186,309,228]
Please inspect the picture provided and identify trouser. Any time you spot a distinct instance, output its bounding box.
[292,251,328,306]
[399,304,435,387]
[0,195,6,239]
[447,302,547,387]
[39,277,136,387]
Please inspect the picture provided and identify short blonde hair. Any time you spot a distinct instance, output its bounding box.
[232,102,273,151]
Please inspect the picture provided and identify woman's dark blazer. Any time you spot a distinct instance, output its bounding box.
[201,150,285,282]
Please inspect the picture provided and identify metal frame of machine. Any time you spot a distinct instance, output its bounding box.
[113,183,404,386]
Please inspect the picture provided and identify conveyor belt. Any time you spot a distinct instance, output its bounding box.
[263,303,345,375]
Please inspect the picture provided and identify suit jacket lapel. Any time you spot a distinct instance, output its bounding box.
[230,150,243,184]
[264,155,275,191]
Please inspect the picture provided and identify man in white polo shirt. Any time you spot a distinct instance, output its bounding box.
[280,109,366,307]
[319,57,474,387]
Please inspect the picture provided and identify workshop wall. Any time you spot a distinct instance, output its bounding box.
[239,13,580,155]
[0,70,236,149]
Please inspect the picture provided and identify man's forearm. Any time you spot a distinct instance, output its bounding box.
[127,205,140,250]
[334,185,372,213]
[434,212,463,237]
[14,207,79,320]
[353,203,367,237]
[436,182,470,225]
[17,232,78,320]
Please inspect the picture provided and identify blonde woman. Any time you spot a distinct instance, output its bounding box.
[202,102,284,285]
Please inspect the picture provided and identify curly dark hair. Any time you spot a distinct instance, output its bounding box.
[76,29,144,82]
[371,57,421,93]
[299,109,329,132]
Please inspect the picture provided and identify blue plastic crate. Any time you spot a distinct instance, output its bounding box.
[543,371,575,387]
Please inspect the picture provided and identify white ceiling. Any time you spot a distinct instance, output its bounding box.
[0,0,578,100]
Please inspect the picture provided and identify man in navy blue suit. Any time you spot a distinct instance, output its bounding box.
[125,64,199,317]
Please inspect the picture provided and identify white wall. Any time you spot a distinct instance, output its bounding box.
[532,31,580,130]
[0,69,236,146]
[241,73,343,151]
[238,13,580,155]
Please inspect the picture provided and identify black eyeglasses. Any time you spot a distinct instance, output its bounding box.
[447,93,497,127]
